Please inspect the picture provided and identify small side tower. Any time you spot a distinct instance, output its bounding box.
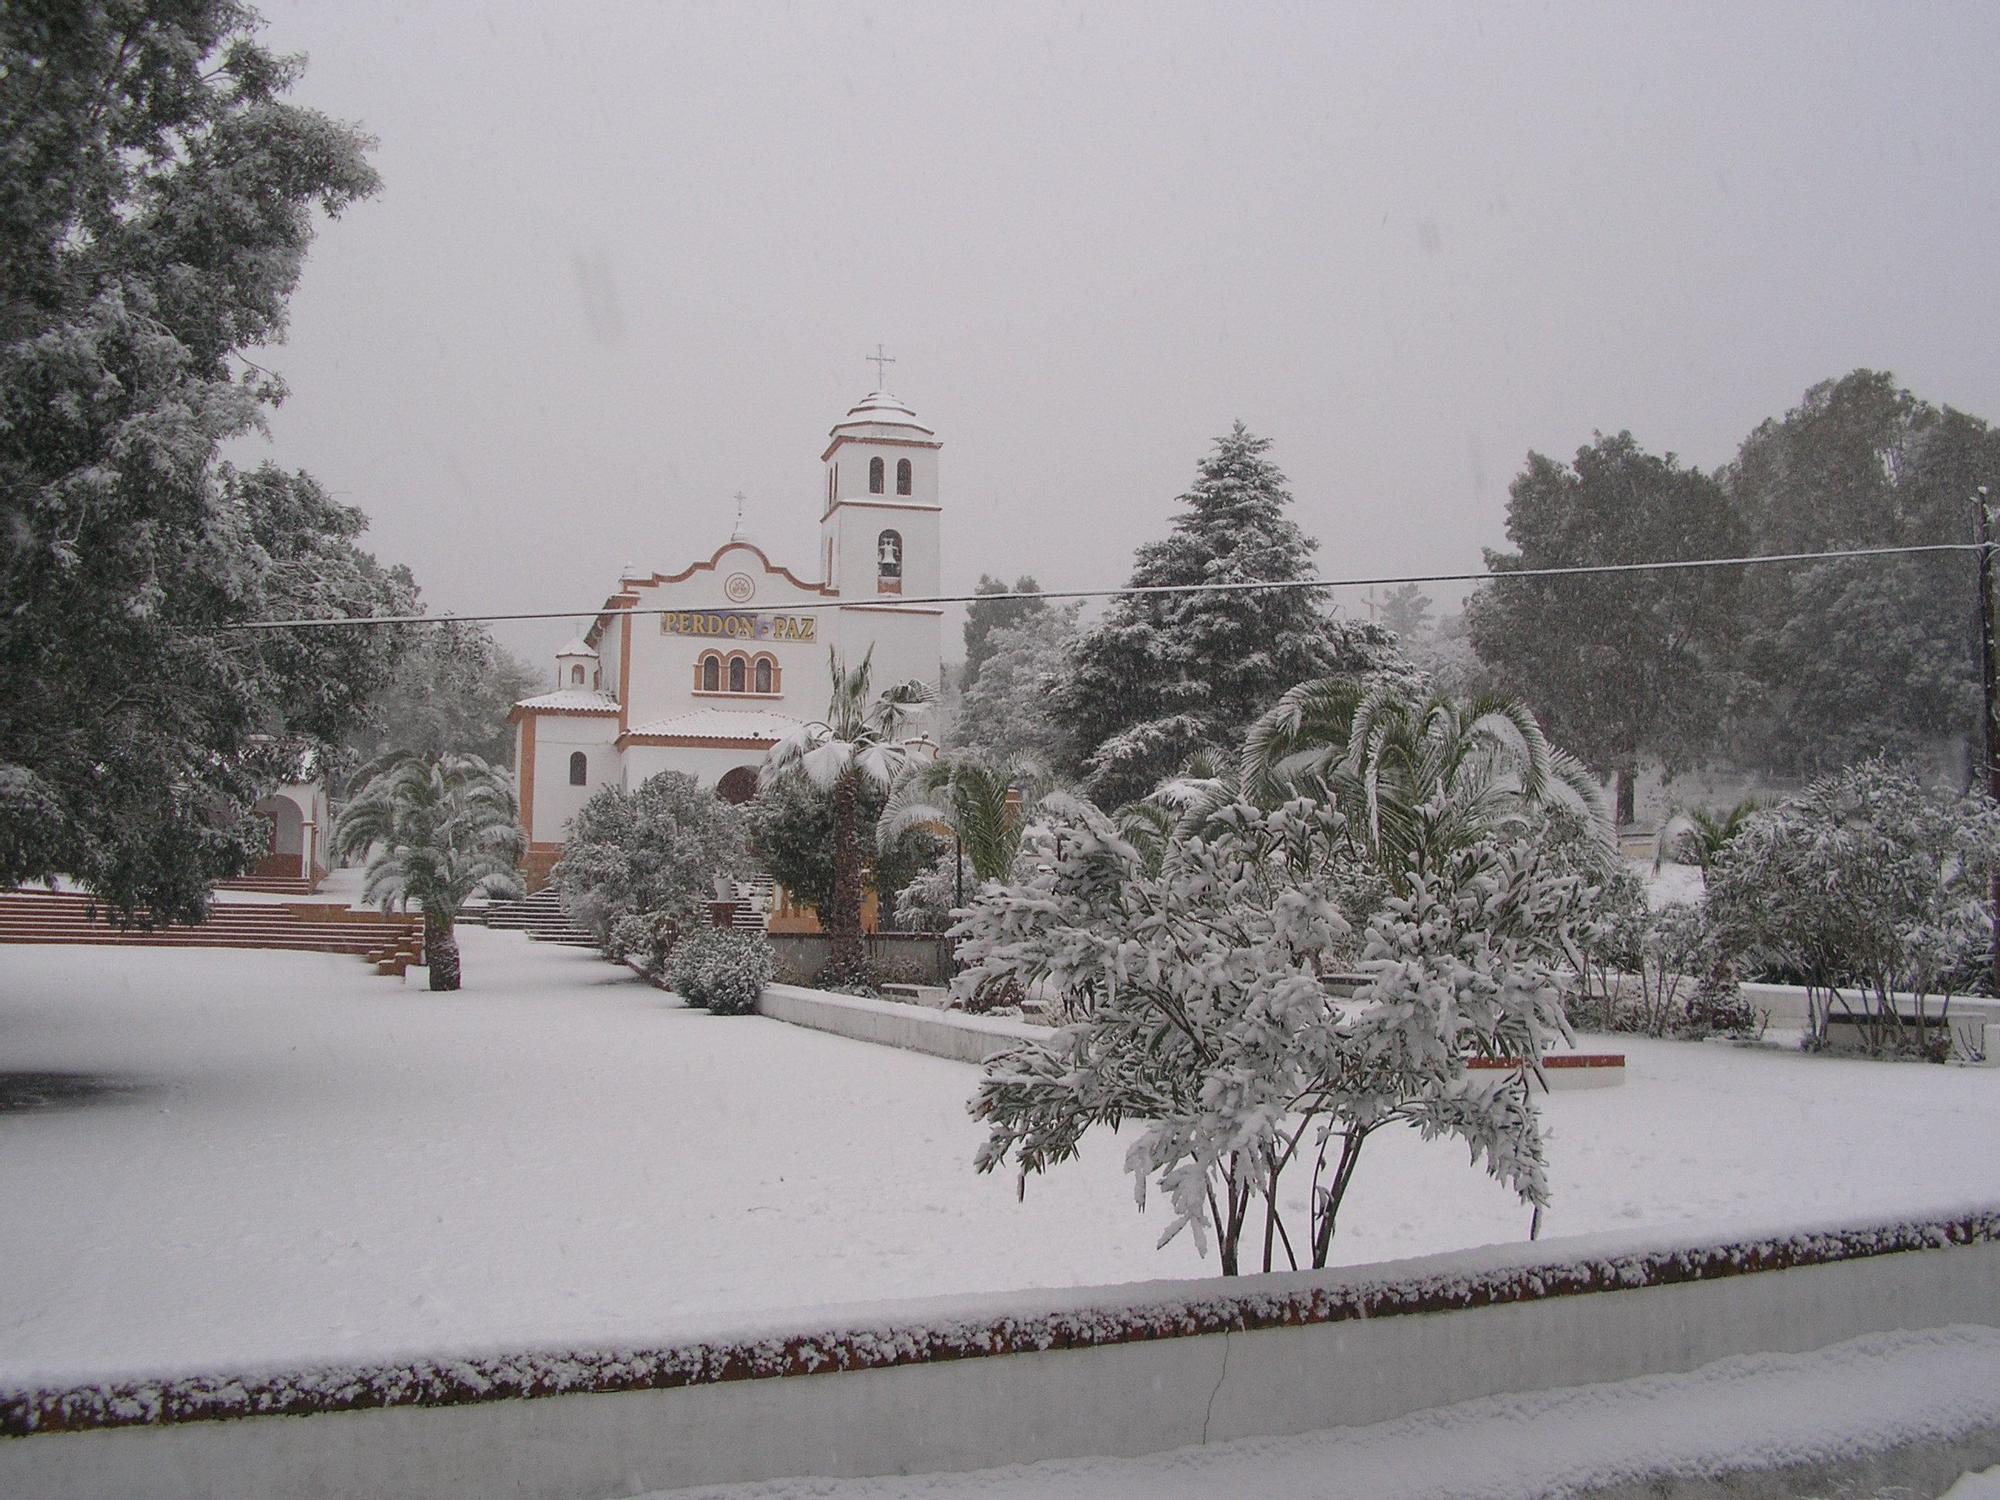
[554,635,601,692]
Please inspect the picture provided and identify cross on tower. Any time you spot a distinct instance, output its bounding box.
[866,343,895,390]
[731,490,747,540]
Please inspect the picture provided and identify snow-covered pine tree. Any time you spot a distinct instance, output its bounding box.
[1051,424,1401,808]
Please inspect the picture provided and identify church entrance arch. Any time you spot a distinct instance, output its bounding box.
[716,766,760,805]
[252,794,306,878]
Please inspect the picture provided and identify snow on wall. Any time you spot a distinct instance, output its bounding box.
[5,1204,1995,1440]
[756,982,1044,1064]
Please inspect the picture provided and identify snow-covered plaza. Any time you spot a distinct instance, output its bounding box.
[4,927,1999,1392]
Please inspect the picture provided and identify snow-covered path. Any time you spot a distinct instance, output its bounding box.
[3,929,1998,1386]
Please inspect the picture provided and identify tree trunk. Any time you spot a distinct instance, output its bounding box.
[425,910,461,991]
[826,771,867,983]
[1614,766,1637,827]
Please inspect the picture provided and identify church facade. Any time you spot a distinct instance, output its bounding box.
[510,389,944,883]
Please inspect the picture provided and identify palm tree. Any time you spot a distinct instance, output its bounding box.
[1652,797,1762,879]
[879,751,1048,897]
[331,752,527,991]
[1240,678,1609,895]
[763,648,934,981]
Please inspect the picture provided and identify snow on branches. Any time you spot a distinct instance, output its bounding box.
[957,793,1589,1276]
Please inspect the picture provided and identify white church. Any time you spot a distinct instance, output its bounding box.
[509,386,944,885]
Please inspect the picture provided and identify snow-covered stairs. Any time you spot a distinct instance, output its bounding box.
[729,876,775,930]
[477,888,597,947]
[0,891,422,976]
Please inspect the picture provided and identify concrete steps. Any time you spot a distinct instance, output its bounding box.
[477,888,596,947]
[0,892,422,977]
[214,875,322,896]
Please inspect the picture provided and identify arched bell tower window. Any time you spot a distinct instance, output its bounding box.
[570,664,585,685]
[896,458,912,496]
[868,456,885,494]
[876,529,903,594]
[568,751,587,787]
[701,654,720,692]
[728,655,747,693]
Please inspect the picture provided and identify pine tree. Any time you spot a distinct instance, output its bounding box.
[1051,424,1401,808]
[960,575,1047,692]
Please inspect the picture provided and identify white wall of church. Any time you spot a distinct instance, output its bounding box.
[620,744,766,794]
[524,715,619,845]
[828,606,943,702]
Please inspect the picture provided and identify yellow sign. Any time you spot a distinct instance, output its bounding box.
[659,610,817,643]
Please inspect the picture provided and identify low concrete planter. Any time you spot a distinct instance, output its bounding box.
[756,982,1042,1064]
[4,1209,1996,1499]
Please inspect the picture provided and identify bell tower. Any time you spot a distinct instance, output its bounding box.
[819,362,941,600]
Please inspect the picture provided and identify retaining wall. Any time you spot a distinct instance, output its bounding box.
[4,1209,1997,1500]
[766,932,954,984]
[756,981,1043,1063]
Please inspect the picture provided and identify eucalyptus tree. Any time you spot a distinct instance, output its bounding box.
[763,648,934,982]
[1467,433,1742,825]
[1,1,391,922]
[332,754,526,991]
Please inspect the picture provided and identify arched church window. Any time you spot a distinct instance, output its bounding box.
[570,664,585,685]
[876,529,903,579]
[896,458,912,496]
[568,751,587,787]
[869,456,885,494]
[702,654,720,692]
[729,656,746,693]
[754,656,773,694]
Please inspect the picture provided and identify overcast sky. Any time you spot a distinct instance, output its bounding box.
[241,0,2000,664]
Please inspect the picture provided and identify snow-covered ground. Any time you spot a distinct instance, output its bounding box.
[3,928,1998,1389]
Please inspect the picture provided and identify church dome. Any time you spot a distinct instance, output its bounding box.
[830,391,935,438]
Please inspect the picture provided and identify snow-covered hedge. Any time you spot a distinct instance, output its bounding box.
[664,924,773,1014]
[8,1205,1994,1438]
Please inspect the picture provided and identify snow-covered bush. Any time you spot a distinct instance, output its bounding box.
[610,911,677,978]
[892,844,973,934]
[554,772,747,953]
[666,923,773,1015]
[955,793,1589,1276]
[1703,760,2000,1055]
[1683,958,1759,1038]
[1604,901,1707,1036]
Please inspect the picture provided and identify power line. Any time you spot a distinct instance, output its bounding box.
[213,541,1986,632]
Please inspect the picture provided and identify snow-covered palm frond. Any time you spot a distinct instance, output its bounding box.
[796,738,856,790]
[333,753,526,919]
[881,749,1050,882]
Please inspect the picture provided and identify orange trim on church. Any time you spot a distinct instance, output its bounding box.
[518,714,538,842]
[820,497,944,524]
[624,541,839,598]
[819,433,942,463]
[618,610,633,736]
[617,733,779,751]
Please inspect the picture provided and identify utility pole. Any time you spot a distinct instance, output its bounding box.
[1975,487,2000,993]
